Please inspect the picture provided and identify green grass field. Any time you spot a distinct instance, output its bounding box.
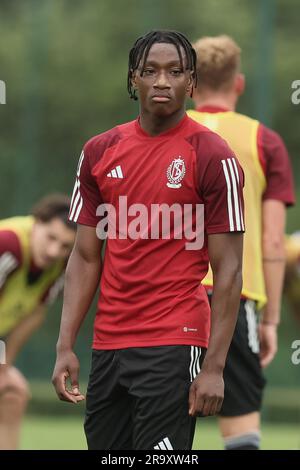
[20,415,300,450]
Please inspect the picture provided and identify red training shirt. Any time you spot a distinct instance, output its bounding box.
[69,114,244,350]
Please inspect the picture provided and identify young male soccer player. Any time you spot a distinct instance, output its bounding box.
[52,30,245,450]
[188,35,295,450]
[0,194,76,449]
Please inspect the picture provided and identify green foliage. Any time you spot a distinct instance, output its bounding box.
[0,0,299,215]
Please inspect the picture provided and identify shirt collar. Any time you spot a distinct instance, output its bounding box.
[196,105,230,113]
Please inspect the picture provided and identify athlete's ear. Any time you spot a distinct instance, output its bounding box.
[235,73,245,97]
[186,71,194,96]
[131,69,138,90]
[130,69,139,100]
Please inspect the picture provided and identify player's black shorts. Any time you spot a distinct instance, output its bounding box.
[208,296,266,417]
[84,345,206,450]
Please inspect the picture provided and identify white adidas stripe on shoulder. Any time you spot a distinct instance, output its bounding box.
[227,158,241,231]
[69,178,83,222]
[231,157,245,230]
[221,158,244,232]
[76,150,85,177]
[69,151,85,222]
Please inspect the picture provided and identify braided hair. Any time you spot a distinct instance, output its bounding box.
[128,30,197,100]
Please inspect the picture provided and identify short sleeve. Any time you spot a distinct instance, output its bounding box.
[259,125,295,206]
[69,144,103,226]
[201,143,245,234]
[0,230,21,289]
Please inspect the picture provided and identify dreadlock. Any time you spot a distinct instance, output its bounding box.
[127,30,197,100]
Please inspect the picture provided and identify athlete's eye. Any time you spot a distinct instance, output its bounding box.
[143,69,155,76]
[170,70,183,76]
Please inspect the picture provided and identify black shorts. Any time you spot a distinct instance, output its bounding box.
[84,345,206,450]
[213,298,266,417]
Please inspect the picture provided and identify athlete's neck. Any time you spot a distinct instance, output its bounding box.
[139,108,186,136]
[193,90,237,112]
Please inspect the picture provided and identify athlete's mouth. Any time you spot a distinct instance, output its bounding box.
[42,256,56,266]
[151,94,171,103]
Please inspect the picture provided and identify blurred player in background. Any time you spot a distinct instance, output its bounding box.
[0,194,76,449]
[284,232,300,326]
[52,30,244,450]
[188,35,295,450]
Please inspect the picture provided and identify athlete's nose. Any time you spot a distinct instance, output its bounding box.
[47,242,61,260]
[153,70,171,89]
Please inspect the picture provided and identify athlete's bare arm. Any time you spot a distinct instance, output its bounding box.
[260,199,286,367]
[189,232,243,417]
[52,224,103,403]
[4,305,45,365]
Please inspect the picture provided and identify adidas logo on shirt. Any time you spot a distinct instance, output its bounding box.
[107,165,124,179]
[154,437,173,450]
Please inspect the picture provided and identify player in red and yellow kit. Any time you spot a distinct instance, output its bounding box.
[0,194,75,449]
[52,30,245,450]
[285,232,300,326]
[188,35,295,450]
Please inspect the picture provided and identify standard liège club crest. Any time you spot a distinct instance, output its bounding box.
[166,157,186,189]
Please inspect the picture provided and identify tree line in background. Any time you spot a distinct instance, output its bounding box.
[0,0,299,223]
[0,0,299,384]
